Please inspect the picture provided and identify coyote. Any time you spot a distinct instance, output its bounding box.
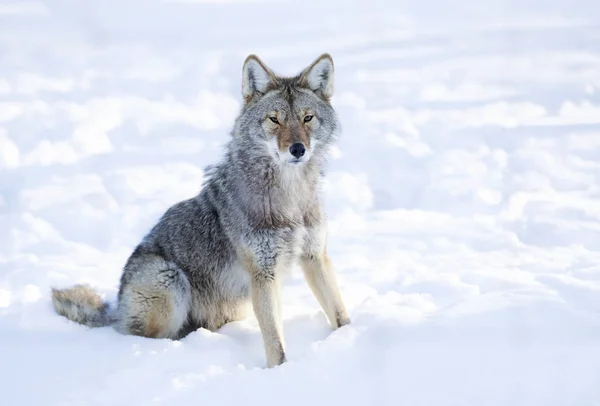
[51,53,350,367]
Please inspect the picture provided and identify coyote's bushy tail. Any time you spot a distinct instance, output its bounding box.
[51,284,115,328]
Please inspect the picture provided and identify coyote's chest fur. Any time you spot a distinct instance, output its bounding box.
[252,163,320,228]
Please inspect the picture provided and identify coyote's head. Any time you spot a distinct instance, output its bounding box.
[234,53,340,166]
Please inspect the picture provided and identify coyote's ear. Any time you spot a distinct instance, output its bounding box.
[242,55,276,102]
[300,53,334,100]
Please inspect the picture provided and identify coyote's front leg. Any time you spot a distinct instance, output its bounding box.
[240,241,286,368]
[301,225,350,329]
[301,251,350,328]
[250,272,285,367]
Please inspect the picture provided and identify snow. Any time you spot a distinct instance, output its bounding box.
[1,0,600,404]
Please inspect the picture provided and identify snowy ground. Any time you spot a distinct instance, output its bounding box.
[2,0,600,404]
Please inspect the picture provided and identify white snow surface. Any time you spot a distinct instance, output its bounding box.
[2,0,600,405]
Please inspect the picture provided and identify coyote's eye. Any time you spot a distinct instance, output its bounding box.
[304,115,314,123]
[269,116,279,124]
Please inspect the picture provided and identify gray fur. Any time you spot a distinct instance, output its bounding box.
[51,53,350,367]
[51,285,114,328]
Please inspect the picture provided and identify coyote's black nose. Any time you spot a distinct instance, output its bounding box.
[289,143,306,158]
